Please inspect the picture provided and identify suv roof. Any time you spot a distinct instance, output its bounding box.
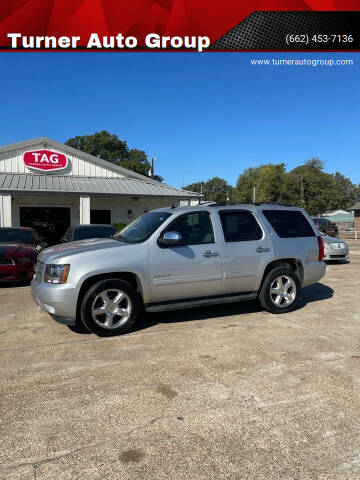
[152,203,304,214]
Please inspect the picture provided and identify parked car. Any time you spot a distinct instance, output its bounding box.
[61,224,116,243]
[322,235,349,262]
[0,227,47,282]
[31,204,326,336]
[311,217,338,237]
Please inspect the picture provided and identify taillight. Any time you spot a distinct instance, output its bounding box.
[317,236,324,261]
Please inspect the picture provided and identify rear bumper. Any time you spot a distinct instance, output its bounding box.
[303,261,326,287]
[31,278,78,323]
[0,263,34,282]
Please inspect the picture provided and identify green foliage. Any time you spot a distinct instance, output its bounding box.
[66,130,128,162]
[234,164,287,203]
[65,131,163,182]
[184,177,233,203]
[112,222,127,232]
[234,157,360,215]
[121,149,151,177]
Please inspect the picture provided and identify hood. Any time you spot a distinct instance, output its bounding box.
[39,237,131,263]
[321,235,344,244]
[0,243,35,258]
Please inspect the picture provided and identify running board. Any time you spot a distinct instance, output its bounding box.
[145,292,257,313]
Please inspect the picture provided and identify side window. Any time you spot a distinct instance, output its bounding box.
[164,211,215,245]
[219,210,262,242]
[262,210,315,238]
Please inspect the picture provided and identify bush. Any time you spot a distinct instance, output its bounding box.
[113,222,127,232]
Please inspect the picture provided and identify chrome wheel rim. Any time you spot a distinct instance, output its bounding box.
[91,289,132,329]
[270,275,296,308]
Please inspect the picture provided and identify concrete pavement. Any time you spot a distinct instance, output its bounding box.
[1,241,360,479]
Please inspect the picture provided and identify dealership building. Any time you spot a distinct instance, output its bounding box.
[0,137,200,244]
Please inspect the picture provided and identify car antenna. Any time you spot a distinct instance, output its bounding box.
[171,204,177,209]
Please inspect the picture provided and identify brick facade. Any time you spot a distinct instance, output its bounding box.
[354,211,360,231]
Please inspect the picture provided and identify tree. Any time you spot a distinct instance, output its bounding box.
[331,172,359,210]
[233,167,259,203]
[234,164,287,203]
[65,131,163,182]
[66,131,128,163]
[290,158,338,214]
[121,149,151,177]
[234,158,358,215]
[183,177,233,202]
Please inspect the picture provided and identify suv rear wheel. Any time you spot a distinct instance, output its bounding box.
[81,278,141,336]
[259,267,301,314]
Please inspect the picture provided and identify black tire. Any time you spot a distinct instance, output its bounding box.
[81,278,141,336]
[258,267,301,314]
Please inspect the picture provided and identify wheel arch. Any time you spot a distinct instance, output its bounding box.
[76,272,144,320]
[260,258,304,290]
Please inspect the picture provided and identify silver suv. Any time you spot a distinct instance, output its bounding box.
[31,203,326,336]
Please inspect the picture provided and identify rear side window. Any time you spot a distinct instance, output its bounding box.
[219,210,262,242]
[262,210,315,238]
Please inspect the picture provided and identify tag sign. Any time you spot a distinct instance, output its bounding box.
[23,149,68,172]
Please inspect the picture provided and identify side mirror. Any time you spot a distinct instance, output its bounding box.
[158,231,183,247]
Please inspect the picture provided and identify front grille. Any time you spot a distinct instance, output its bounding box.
[34,261,45,281]
[0,258,14,266]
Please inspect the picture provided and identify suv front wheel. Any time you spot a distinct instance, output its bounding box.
[81,278,141,336]
[258,267,301,314]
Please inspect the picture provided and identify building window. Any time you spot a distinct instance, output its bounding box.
[90,209,111,224]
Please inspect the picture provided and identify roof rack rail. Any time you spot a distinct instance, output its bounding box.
[208,202,239,207]
[253,202,294,207]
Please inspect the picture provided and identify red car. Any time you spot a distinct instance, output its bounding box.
[0,227,47,283]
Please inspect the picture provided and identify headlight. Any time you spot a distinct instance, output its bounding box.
[14,256,32,264]
[44,264,70,284]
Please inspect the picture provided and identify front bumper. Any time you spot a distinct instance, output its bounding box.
[323,246,349,261]
[0,262,34,282]
[31,278,78,324]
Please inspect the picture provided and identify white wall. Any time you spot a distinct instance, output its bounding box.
[0,142,122,178]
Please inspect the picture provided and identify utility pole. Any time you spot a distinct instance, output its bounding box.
[300,176,305,208]
[253,184,256,203]
[151,157,155,177]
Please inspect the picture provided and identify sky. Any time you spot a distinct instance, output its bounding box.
[0,52,359,188]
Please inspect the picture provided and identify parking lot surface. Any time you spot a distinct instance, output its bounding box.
[1,241,360,480]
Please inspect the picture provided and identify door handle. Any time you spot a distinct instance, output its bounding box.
[256,246,270,253]
[201,250,219,257]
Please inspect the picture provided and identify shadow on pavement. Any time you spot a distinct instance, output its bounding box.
[66,281,334,336]
[298,282,334,308]
[133,282,334,334]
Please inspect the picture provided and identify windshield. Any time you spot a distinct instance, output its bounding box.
[74,226,115,241]
[0,228,33,244]
[114,211,172,243]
